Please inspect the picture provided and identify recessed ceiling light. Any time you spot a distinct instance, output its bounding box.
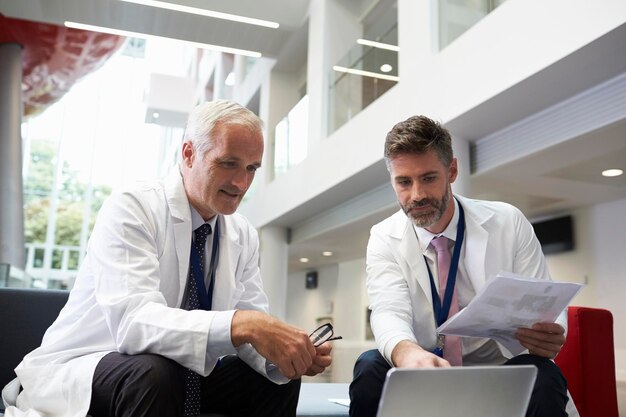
[602,168,623,177]
[119,0,280,28]
[380,64,392,73]
[299,257,309,263]
[152,112,160,119]
[64,21,262,58]
[322,251,333,257]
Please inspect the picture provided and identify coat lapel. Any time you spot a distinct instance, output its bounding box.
[392,211,433,307]
[164,169,193,307]
[456,196,491,292]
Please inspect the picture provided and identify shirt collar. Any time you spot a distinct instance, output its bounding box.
[414,197,459,253]
[190,205,218,232]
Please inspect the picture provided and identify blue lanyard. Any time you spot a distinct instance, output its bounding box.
[189,219,220,310]
[423,200,465,327]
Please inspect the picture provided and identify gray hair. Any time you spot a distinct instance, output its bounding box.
[183,100,263,157]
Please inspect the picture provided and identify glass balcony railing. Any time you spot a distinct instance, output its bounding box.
[328,24,398,136]
[273,95,309,178]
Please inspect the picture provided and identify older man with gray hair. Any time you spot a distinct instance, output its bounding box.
[3,100,332,417]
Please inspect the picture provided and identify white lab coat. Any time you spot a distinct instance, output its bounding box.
[366,194,578,416]
[2,170,287,417]
[367,194,568,359]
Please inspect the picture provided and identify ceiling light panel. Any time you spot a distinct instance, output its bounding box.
[333,65,399,82]
[357,38,399,52]
[120,0,280,28]
[64,21,262,57]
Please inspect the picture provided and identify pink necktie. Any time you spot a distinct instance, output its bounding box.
[431,236,463,366]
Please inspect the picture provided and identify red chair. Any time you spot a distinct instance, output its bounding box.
[555,306,619,417]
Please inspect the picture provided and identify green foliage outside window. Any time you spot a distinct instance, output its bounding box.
[23,139,111,250]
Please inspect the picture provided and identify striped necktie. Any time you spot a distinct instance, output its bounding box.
[183,223,211,417]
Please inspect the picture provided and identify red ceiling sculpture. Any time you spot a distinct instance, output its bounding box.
[0,14,125,118]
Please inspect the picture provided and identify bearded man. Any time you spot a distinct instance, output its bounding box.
[348,115,575,417]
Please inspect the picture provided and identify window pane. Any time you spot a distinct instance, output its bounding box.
[439,0,509,50]
[273,95,309,178]
[52,249,63,270]
[68,250,80,270]
[328,22,398,135]
[21,37,186,290]
[33,248,45,268]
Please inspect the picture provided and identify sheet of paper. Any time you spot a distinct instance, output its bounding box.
[437,271,583,355]
[328,398,350,407]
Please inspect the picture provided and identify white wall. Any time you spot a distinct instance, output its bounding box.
[414,0,626,122]
[286,264,339,333]
[259,226,289,320]
[286,259,375,383]
[332,259,377,383]
[285,263,338,382]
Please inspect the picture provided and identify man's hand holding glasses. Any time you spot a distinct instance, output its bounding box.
[309,323,343,347]
[231,312,342,379]
[305,323,342,376]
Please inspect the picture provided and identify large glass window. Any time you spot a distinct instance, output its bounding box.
[273,95,309,177]
[22,38,189,289]
[327,12,398,137]
[439,0,509,50]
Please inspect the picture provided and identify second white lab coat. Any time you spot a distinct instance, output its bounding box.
[366,195,578,416]
[366,195,568,361]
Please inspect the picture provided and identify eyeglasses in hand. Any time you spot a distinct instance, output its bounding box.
[309,323,343,347]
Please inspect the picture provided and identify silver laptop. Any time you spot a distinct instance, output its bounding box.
[376,365,537,417]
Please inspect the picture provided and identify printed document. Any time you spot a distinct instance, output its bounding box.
[437,271,583,355]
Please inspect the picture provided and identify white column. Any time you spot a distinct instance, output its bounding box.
[259,225,289,320]
[233,55,245,89]
[0,43,25,269]
[335,259,367,341]
[397,0,438,90]
[451,135,471,196]
[307,0,362,144]
[213,53,226,100]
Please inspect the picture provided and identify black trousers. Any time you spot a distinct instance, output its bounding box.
[348,349,569,417]
[88,352,300,417]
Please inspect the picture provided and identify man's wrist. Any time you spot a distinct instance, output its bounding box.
[391,339,422,366]
[231,310,264,347]
[231,310,249,347]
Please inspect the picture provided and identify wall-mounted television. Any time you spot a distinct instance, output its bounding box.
[532,215,574,255]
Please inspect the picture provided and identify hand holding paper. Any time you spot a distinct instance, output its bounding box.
[437,271,583,355]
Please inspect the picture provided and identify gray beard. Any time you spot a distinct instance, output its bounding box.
[404,187,451,228]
